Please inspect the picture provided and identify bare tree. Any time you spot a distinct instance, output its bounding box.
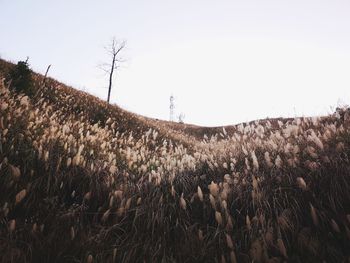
[101,38,126,103]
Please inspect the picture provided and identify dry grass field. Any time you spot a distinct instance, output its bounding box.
[1,59,350,262]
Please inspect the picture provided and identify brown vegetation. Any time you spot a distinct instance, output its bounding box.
[0,59,350,262]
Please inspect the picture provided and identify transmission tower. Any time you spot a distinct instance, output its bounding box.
[170,95,175,122]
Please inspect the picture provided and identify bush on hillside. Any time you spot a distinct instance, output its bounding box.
[7,60,35,96]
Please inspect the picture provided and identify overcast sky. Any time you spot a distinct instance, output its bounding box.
[1,0,350,126]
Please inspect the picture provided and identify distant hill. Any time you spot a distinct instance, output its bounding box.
[0,58,350,262]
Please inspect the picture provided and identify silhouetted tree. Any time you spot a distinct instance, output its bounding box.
[7,58,34,96]
[102,38,126,103]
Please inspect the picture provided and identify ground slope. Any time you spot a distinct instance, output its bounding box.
[0,60,350,262]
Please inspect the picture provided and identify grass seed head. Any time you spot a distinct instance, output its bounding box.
[9,219,16,232]
[331,219,340,233]
[246,215,251,230]
[310,203,319,227]
[226,234,234,249]
[209,181,219,197]
[198,229,204,241]
[277,238,288,258]
[15,189,27,205]
[197,186,203,202]
[215,211,223,226]
[296,177,307,191]
[209,194,216,210]
[10,164,21,179]
[226,215,233,231]
[180,193,186,210]
[230,251,237,263]
[84,192,91,200]
[70,226,75,240]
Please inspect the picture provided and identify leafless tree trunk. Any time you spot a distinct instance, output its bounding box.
[104,38,126,103]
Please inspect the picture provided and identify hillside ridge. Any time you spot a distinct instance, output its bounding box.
[1,58,350,262]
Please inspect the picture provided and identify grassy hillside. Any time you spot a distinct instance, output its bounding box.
[1,59,350,262]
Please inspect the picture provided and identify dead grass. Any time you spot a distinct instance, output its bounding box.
[0,58,350,262]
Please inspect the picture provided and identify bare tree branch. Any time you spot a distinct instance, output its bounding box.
[97,63,112,75]
[103,37,126,103]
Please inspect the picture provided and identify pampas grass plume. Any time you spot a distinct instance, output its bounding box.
[9,219,16,232]
[15,189,27,204]
[171,185,176,197]
[310,203,319,227]
[180,193,186,210]
[198,229,204,241]
[10,164,21,179]
[215,211,223,226]
[197,186,203,202]
[226,215,233,231]
[296,177,307,191]
[277,238,288,258]
[209,194,216,210]
[113,248,117,262]
[230,251,237,263]
[226,234,234,249]
[70,226,75,240]
[246,215,251,230]
[32,223,38,233]
[86,255,93,263]
[252,176,258,190]
[331,219,340,233]
[209,181,219,197]
[84,192,91,200]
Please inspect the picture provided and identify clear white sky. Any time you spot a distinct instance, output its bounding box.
[1,0,350,126]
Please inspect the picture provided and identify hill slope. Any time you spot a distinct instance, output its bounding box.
[1,59,350,262]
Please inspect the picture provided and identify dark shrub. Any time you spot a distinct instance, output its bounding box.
[7,60,35,96]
